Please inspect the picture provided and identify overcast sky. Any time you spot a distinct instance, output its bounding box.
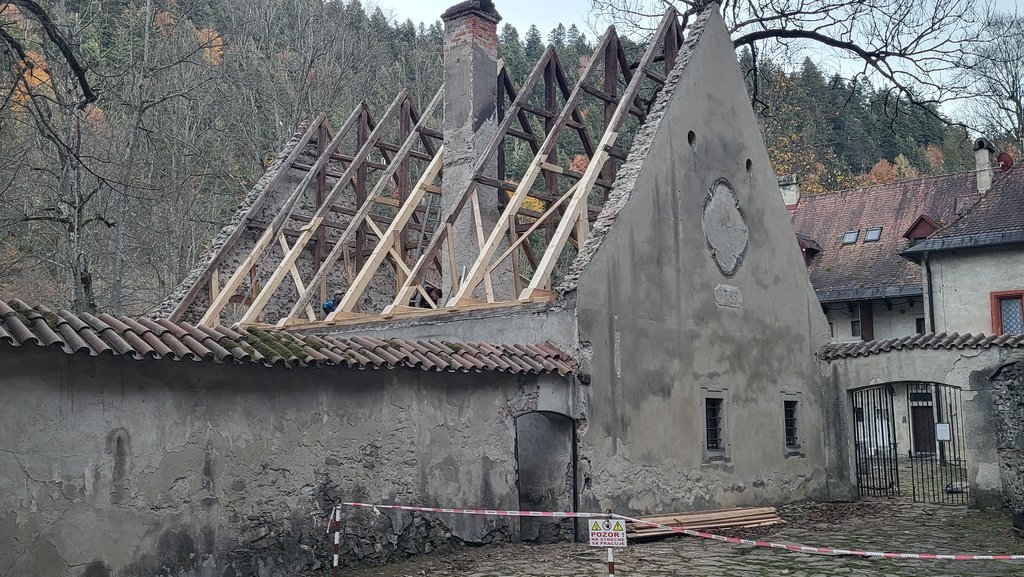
[374,0,1021,39]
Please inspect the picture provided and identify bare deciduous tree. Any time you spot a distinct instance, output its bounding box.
[590,0,988,112]
[964,11,1024,152]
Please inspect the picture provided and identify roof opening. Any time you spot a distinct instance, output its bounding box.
[842,229,859,245]
[864,227,882,242]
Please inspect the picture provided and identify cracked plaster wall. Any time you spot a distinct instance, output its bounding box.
[567,7,831,516]
[0,348,570,576]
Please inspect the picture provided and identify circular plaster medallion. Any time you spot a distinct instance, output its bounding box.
[701,178,749,277]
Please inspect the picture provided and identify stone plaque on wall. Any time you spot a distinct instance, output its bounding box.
[701,178,749,277]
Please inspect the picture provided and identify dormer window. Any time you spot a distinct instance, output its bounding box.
[864,227,882,242]
[903,215,939,245]
[842,229,859,244]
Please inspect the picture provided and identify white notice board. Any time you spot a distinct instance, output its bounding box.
[589,518,627,547]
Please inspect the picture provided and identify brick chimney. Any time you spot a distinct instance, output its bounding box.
[974,137,995,193]
[778,174,800,206]
[441,1,512,300]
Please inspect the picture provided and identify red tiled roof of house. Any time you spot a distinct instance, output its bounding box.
[789,171,977,301]
[820,331,1024,359]
[925,164,1024,240]
[0,299,575,376]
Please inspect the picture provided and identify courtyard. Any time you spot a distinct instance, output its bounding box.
[334,499,1024,577]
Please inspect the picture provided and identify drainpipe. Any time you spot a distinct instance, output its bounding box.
[924,251,936,332]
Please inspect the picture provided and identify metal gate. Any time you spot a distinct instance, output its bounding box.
[852,386,901,497]
[905,383,968,504]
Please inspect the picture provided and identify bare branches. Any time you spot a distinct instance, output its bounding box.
[590,0,989,114]
[5,0,96,106]
[961,9,1024,150]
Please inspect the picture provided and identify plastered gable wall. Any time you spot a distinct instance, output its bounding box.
[570,8,830,514]
[0,349,563,576]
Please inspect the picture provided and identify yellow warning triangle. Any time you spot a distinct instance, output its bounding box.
[613,521,623,531]
[591,521,601,531]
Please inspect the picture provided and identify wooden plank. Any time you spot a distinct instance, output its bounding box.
[487,183,578,273]
[328,149,444,319]
[198,108,362,326]
[469,190,495,302]
[239,92,409,324]
[508,214,522,296]
[282,88,444,323]
[384,48,559,313]
[448,30,616,306]
[523,10,678,299]
[209,268,220,304]
[278,235,317,321]
[170,115,324,322]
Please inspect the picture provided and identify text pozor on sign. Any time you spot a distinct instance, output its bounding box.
[589,518,627,547]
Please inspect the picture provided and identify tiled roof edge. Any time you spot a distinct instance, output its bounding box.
[820,331,1024,360]
[0,299,576,376]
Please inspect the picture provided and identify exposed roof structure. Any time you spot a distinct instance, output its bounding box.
[789,172,977,302]
[903,165,1024,259]
[0,299,574,375]
[157,5,695,330]
[820,331,1024,359]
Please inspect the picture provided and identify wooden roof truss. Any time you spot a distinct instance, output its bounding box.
[186,9,684,328]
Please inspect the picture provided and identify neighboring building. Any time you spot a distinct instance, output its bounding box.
[903,141,1024,334]
[788,138,1023,342]
[787,172,978,342]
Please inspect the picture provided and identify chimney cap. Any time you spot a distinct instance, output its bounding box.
[778,174,799,186]
[973,137,995,153]
[442,0,501,24]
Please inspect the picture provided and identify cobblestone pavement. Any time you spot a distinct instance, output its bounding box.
[333,500,1024,577]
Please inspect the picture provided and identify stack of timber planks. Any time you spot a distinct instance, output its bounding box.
[625,507,782,541]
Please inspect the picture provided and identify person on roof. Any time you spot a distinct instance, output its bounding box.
[321,291,344,315]
[410,285,443,309]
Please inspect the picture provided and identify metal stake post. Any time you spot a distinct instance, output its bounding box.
[607,547,614,576]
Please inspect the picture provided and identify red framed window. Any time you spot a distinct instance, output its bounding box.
[991,291,1024,334]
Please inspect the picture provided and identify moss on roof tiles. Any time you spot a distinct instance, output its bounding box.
[6,301,33,327]
[244,327,307,365]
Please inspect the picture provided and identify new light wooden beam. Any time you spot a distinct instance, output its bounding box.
[238,90,410,324]
[523,9,678,299]
[328,149,444,319]
[448,29,615,306]
[280,87,444,324]
[198,108,362,326]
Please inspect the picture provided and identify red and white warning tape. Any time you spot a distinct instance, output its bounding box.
[328,501,1024,562]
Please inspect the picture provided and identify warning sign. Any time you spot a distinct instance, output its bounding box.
[589,518,627,547]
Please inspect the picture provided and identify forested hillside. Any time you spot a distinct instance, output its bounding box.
[0,0,996,314]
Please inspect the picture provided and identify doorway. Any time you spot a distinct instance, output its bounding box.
[514,411,576,543]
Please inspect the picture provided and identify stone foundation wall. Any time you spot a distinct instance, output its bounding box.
[0,348,568,577]
[990,356,1024,519]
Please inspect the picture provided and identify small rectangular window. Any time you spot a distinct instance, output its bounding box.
[851,320,861,338]
[842,229,859,244]
[999,297,1023,333]
[864,227,882,242]
[828,321,835,338]
[784,400,799,448]
[915,317,926,334]
[705,398,724,451]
